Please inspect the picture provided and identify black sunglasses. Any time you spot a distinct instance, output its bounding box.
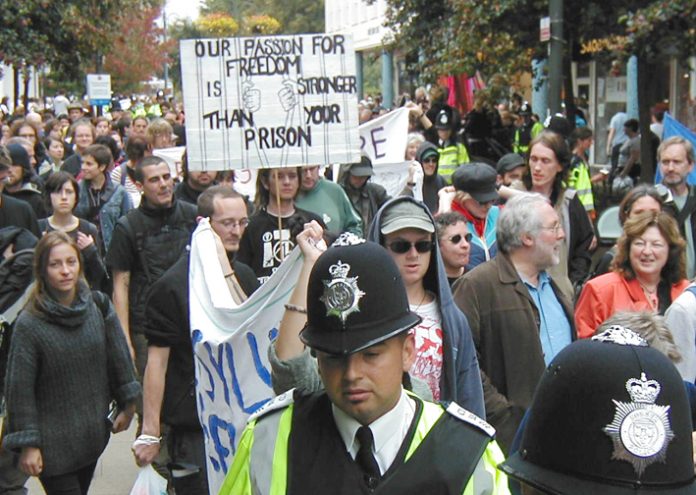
[387,240,433,254]
[447,233,473,244]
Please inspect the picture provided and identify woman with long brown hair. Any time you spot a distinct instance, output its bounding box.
[2,232,139,494]
[575,211,689,338]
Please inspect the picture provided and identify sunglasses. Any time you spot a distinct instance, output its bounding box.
[387,240,433,254]
[447,233,473,244]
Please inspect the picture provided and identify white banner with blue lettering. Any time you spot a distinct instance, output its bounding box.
[188,219,303,494]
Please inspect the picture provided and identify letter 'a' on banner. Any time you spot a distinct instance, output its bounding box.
[180,34,361,171]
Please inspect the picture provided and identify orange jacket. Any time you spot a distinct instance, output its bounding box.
[575,272,689,339]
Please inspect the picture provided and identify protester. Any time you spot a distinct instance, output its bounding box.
[74,144,133,253]
[447,163,500,270]
[111,135,148,208]
[500,325,695,494]
[106,156,196,397]
[4,143,46,219]
[496,152,526,188]
[454,193,575,452]
[0,145,40,235]
[575,211,689,339]
[146,118,175,150]
[338,156,390,231]
[434,212,472,286]
[173,152,218,205]
[41,136,65,180]
[521,131,594,298]
[296,165,362,235]
[61,120,95,177]
[237,167,323,284]
[407,141,446,213]
[3,231,139,495]
[220,238,507,495]
[39,172,107,289]
[134,186,258,494]
[593,184,668,277]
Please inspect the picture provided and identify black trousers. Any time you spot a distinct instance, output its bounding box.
[39,462,97,495]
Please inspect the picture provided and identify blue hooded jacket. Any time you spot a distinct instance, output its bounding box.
[367,196,485,418]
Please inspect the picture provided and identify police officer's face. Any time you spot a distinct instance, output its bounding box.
[316,333,416,426]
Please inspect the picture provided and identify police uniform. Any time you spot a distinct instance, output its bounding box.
[219,235,508,495]
[435,110,471,183]
[512,104,544,155]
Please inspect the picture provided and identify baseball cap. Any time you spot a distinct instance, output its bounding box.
[379,199,435,235]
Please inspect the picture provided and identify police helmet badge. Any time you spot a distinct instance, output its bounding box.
[592,325,649,347]
[320,260,365,324]
[603,372,674,476]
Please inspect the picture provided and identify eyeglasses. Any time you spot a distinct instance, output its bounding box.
[540,223,563,235]
[422,157,438,164]
[213,218,249,230]
[387,240,433,254]
[447,233,473,244]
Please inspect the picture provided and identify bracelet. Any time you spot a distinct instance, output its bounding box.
[133,434,161,447]
[284,303,307,314]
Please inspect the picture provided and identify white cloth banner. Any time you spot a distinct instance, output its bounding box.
[188,219,303,493]
[372,161,423,202]
[181,35,361,171]
[152,146,186,179]
[358,107,409,164]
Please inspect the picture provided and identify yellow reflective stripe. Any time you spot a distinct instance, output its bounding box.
[269,407,294,495]
[219,421,256,495]
[404,400,444,461]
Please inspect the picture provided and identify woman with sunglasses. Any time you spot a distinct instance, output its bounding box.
[435,212,472,286]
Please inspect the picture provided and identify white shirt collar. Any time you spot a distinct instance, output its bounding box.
[331,388,416,475]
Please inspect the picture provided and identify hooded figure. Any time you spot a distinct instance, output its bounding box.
[414,142,447,213]
[367,196,485,417]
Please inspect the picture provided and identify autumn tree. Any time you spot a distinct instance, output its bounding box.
[200,0,323,34]
[104,5,173,93]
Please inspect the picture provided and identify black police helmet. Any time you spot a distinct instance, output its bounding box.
[300,234,421,355]
[501,326,696,494]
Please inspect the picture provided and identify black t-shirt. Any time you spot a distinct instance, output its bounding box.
[236,207,324,285]
[144,253,258,427]
[0,194,41,237]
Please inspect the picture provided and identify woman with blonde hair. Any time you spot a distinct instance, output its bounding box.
[3,231,139,494]
[575,211,689,338]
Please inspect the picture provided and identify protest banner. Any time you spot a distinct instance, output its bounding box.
[180,35,361,171]
[152,146,186,178]
[188,219,303,493]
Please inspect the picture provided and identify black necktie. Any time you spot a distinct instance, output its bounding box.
[355,426,381,488]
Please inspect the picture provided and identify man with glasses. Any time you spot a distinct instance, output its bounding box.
[134,185,259,494]
[658,136,696,278]
[453,193,575,453]
[296,165,362,236]
[448,163,500,271]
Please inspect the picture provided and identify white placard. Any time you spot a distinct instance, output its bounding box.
[359,107,410,164]
[181,35,361,171]
[189,219,303,493]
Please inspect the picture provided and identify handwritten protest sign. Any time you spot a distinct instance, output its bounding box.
[181,35,361,171]
[188,219,303,493]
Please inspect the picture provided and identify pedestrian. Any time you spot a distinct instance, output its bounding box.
[220,237,508,494]
[2,231,140,495]
[575,211,689,339]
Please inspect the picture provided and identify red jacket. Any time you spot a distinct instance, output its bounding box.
[575,272,689,339]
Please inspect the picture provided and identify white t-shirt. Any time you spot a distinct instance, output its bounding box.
[409,295,444,401]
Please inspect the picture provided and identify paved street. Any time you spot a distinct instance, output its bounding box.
[26,423,140,494]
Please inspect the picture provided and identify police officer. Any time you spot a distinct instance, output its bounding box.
[512,103,544,155]
[435,109,470,183]
[220,235,508,495]
[501,326,696,494]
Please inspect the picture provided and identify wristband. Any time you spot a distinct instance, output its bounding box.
[284,303,307,314]
[133,434,161,447]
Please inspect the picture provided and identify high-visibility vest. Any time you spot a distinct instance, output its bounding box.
[220,390,509,495]
[513,122,544,154]
[438,142,471,183]
[568,156,595,213]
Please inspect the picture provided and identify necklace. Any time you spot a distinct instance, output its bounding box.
[411,290,428,312]
[639,282,658,295]
[639,281,659,311]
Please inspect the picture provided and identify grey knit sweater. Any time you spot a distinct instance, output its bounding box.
[3,283,140,477]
